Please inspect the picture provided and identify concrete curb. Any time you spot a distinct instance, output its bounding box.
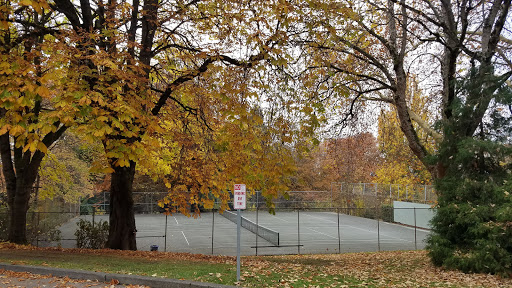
[0,263,238,288]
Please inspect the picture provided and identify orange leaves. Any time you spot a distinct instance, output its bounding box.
[5,244,512,288]
[16,0,49,14]
[8,125,25,136]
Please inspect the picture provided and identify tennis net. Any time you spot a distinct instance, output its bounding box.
[221,210,280,246]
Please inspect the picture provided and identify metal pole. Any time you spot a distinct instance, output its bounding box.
[256,207,259,256]
[36,212,39,248]
[297,209,301,254]
[256,191,259,255]
[424,185,427,202]
[211,210,214,255]
[164,214,168,252]
[377,217,380,252]
[337,209,341,253]
[406,185,408,200]
[236,209,241,282]
[414,208,417,250]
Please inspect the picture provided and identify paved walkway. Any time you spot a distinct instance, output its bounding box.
[0,264,235,288]
[0,270,136,288]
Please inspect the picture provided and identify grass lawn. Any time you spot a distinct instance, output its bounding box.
[0,243,510,287]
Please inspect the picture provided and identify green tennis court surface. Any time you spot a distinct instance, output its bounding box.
[55,210,429,256]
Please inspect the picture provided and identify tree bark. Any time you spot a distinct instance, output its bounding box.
[7,184,32,243]
[1,133,40,244]
[106,161,137,250]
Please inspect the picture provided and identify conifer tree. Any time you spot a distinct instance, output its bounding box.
[427,65,512,274]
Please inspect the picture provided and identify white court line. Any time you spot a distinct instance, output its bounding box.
[269,214,290,223]
[322,211,431,233]
[181,231,190,245]
[173,216,179,225]
[305,227,338,239]
[260,212,415,243]
[273,213,356,241]
[302,213,412,243]
[302,213,337,224]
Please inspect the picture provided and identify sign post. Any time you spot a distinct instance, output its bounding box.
[234,184,246,282]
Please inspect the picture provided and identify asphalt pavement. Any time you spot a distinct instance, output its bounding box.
[0,263,236,288]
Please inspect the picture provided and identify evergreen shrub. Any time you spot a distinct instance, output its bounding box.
[75,218,109,249]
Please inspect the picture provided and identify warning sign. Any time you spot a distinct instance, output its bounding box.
[234,184,246,210]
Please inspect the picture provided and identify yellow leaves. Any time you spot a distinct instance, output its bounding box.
[0,124,11,136]
[102,167,115,173]
[92,125,113,137]
[115,158,130,167]
[0,19,8,30]
[9,125,26,136]
[39,124,54,136]
[90,161,115,174]
[96,116,109,122]
[34,86,50,99]
[37,142,48,153]
[78,96,91,106]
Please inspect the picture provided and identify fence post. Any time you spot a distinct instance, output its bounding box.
[377,216,380,252]
[164,214,168,252]
[255,192,259,256]
[211,210,215,255]
[36,212,40,248]
[297,209,300,255]
[414,208,417,250]
[424,185,427,202]
[337,209,341,253]
[256,207,259,256]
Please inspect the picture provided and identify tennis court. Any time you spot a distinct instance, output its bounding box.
[56,209,430,256]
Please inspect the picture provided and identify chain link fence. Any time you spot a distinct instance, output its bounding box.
[0,207,433,256]
[0,185,435,256]
[0,199,80,245]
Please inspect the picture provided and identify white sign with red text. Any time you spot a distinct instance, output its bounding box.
[234,184,246,210]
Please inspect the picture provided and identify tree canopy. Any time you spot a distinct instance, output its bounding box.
[1,0,512,273]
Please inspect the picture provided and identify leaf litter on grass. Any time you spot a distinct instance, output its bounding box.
[241,251,512,287]
[0,269,149,288]
[0,243,511,287]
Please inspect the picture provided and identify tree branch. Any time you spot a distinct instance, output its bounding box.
[408,109,443,143]
[151,52,265,116]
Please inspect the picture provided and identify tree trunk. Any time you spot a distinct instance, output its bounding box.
[7,183,32,244]
[106,161,137,250]
[1,133,40,244]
